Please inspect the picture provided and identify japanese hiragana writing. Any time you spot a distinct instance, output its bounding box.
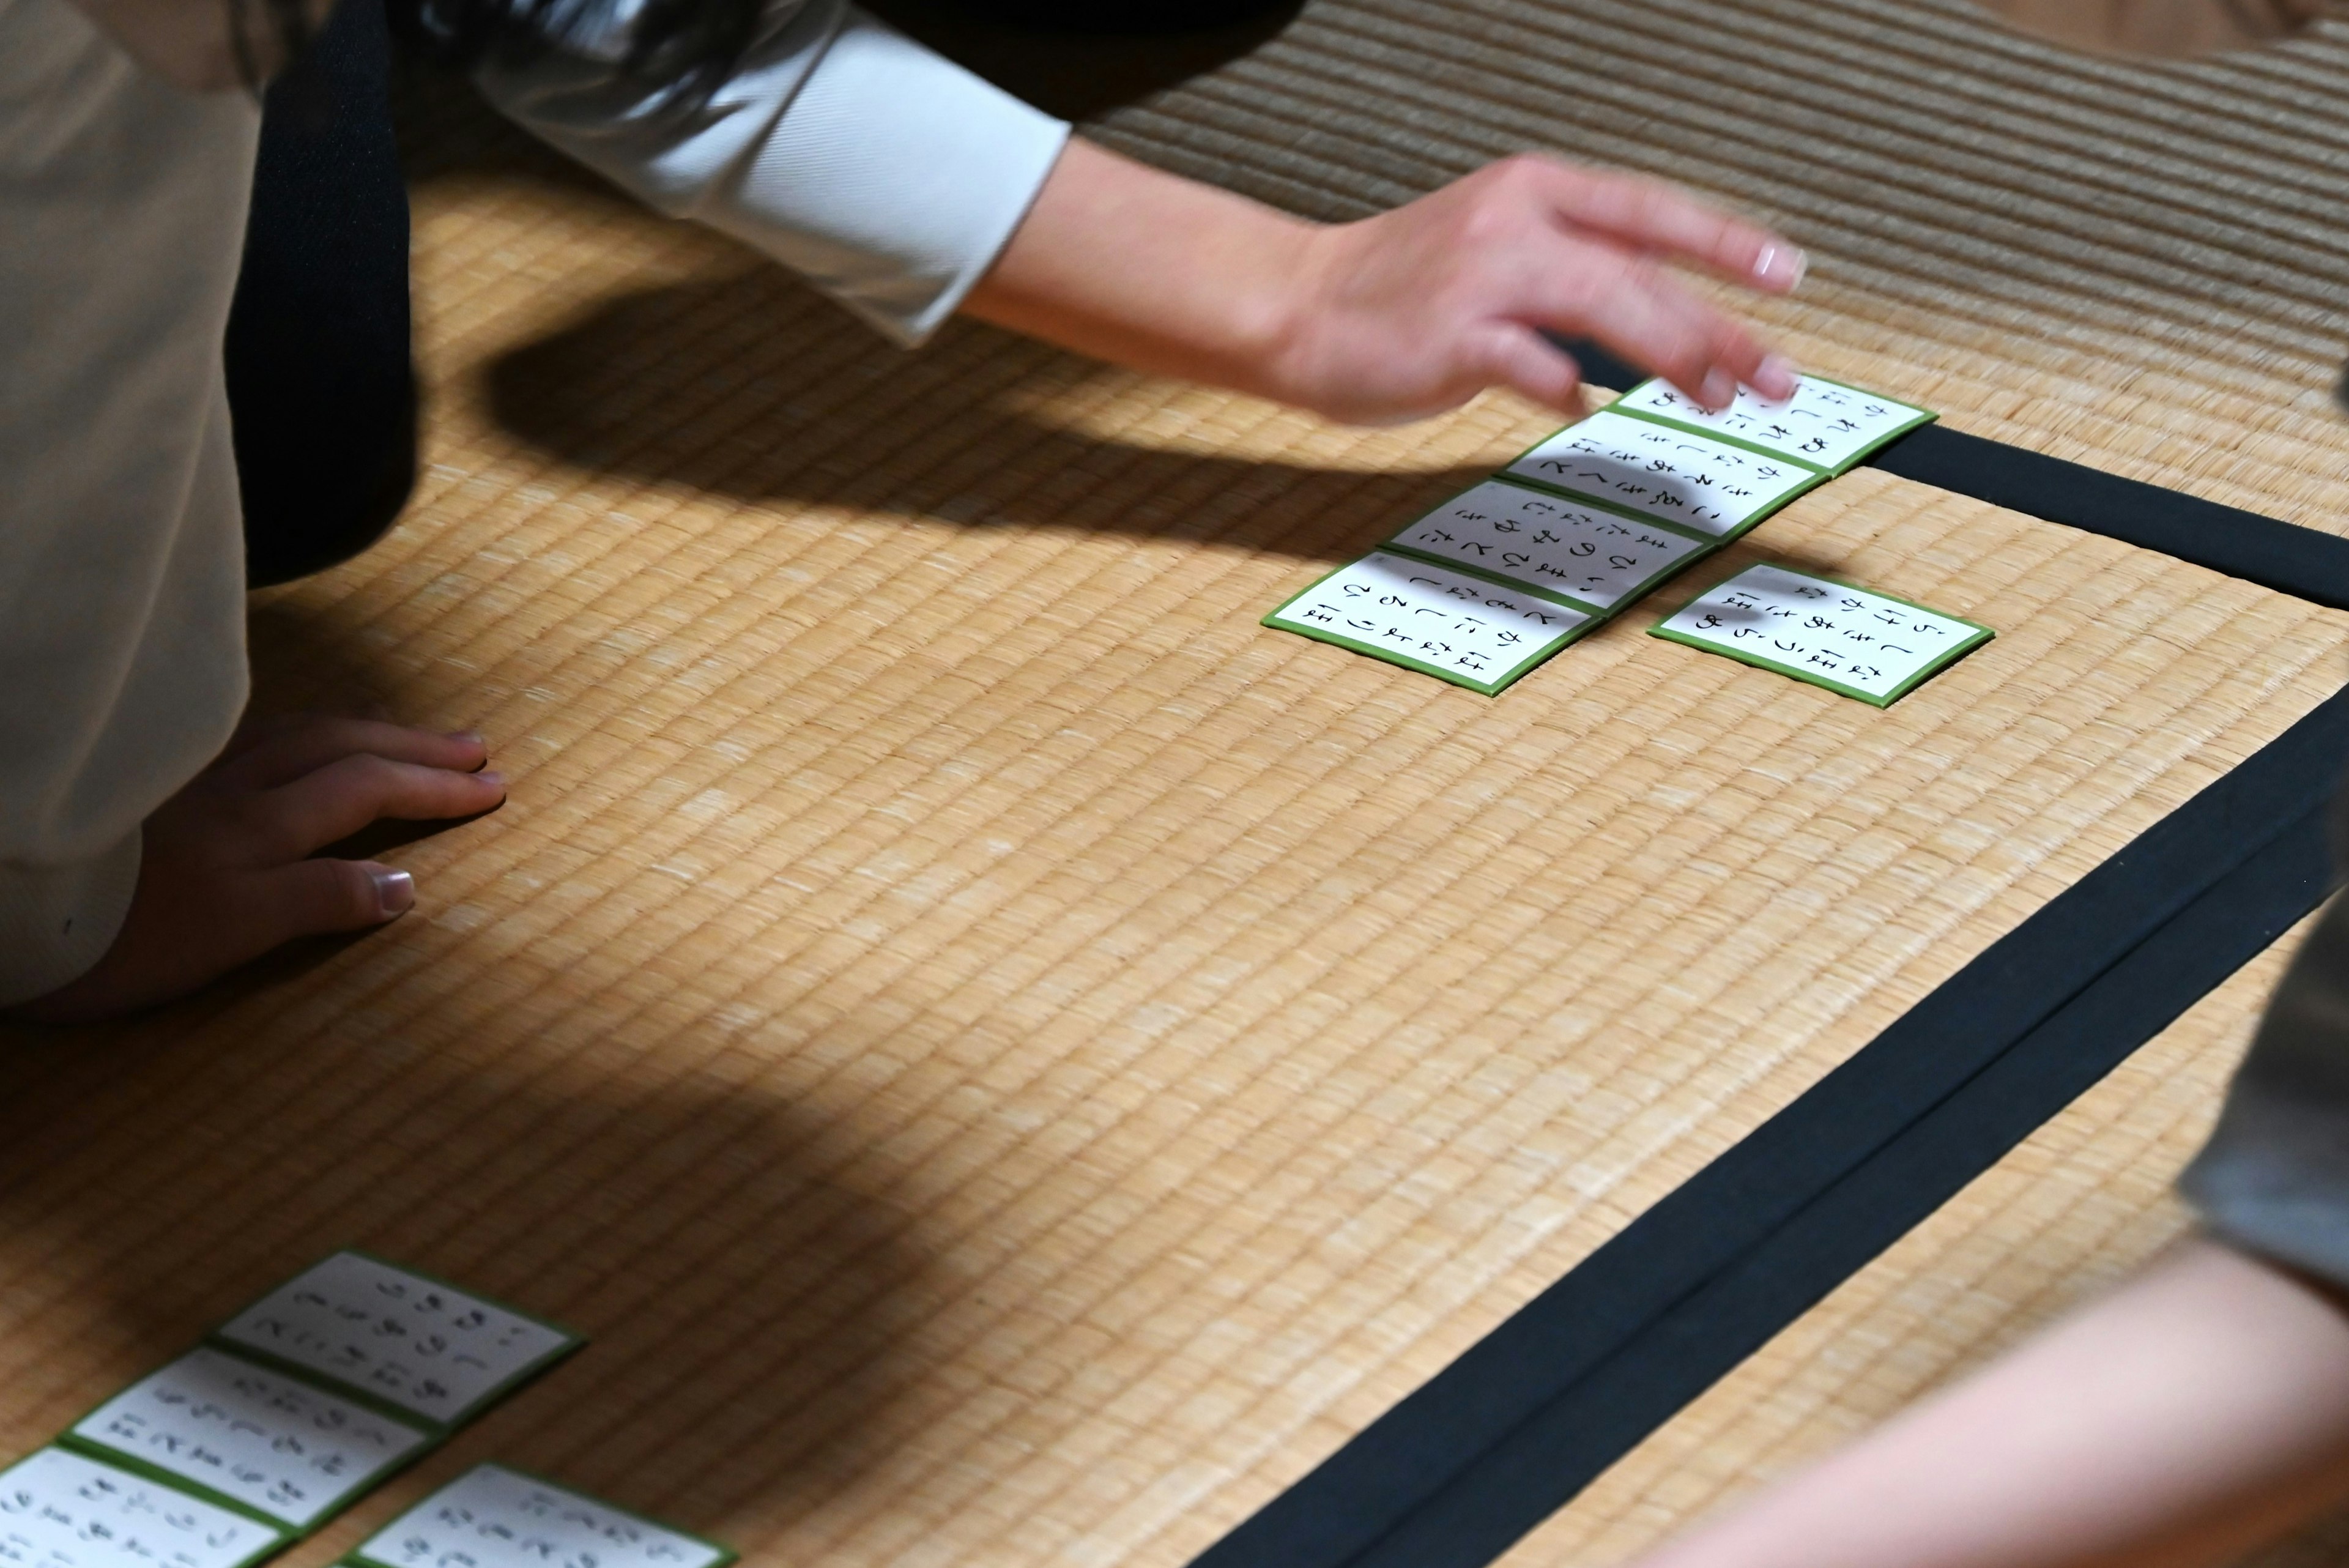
[1611,376,1932,474]
[1386,480,1707,611]
[1502,411,1816,536]
[214,1253,574,1427]
[1652,563,1991,704]
[0,1448,283,1568]
[72,1348,430,1528]
[351,1466,727,1568]
[1266,551,1590,691]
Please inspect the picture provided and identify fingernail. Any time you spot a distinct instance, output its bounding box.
[1755,352,1800,399]
[371,868,415,918]
[1699,370,1737,411]
[475,771,507,790]
[1754,243,1808,289]
[447,729,485,746]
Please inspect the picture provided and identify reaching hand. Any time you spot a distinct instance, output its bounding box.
[966,140,1803,428]
[9,715,507,1024]
[1270,152,1803,423]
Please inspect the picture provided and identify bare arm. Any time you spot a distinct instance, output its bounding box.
[962,139,1806,425]
[1628,1238,2349,1568]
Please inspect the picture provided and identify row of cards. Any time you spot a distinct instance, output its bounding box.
[1266,374,1954,698]
[2,1251,730,1568]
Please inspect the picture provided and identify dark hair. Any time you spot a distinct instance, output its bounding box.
[240,0,766,106]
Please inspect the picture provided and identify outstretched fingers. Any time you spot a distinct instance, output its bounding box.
[254,753,508,861]
[1526,157,1806,294]
[211,717,489,792]
[1526,243,1787,407]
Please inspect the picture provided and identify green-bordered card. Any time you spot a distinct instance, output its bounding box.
[1500,409,1827,539]
[342,1465,736,1568]
[1381,478,1714,615]
[1608,374,1937,475]
[1264,550,1595,696]
[209,1250,582,1431]
[61,1345,436,1531]
[1649,562,1992,706]
[0,1446,294,1568]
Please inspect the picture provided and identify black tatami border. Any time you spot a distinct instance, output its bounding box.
[1187,344,2349,1568]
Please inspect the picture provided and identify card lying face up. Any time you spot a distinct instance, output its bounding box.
[1608,375,1935,474]
[343,1465,734,1568]
[67,1347,433,1528]
[1650,563,1992,705]
[212,1251,580,1429]
[1263,551,1595,695]
[0,1446,292,1568]
[1500,410,1824,538]
[1381,480,1710,613]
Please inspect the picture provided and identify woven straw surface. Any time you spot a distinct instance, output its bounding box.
[1500,910,2349,1566]
[1085,0,2349,533]
[4,4,2348,1567]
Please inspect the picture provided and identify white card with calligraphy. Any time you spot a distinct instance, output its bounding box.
[1650,563,1993,706]
[70,1347,431,1528]
[213,1253,577,1428]
[1264,551,1593,695]
[1501,411,1822,537]
[1383,481,1709,612]
[1609,376,1935,474]
[348,1466,731,1568]
[0,1447,289,1568]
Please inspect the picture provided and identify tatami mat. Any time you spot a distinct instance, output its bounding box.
[1499,913,2339,1566]
[1083,0,2349,533]
[5,5,2348,1568]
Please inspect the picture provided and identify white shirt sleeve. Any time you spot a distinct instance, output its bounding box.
[473,0,1069,344]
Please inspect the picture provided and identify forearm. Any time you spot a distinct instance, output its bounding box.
[960,138,1316,404]
[1634,1238,2349,1568]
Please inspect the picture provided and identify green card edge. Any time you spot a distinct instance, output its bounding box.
[1,1444,297,1568]
[1646,560,1996,707]
[1609,374,1940,477]
[206,1248,588,1432]
[53,1342,448,1537]
[1261,586,1598,698]
[1494,433,1833,542]
[346,1462,739,1568]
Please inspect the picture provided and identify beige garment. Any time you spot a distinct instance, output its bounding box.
[0,0,258,1006]
[1973,0,2334,56]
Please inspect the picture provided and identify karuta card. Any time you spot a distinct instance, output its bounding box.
[0,1447,289,1568]
[1264,551,1593,695]
[67,1347,432,1528]
[345,1465,733,1568]
[1501,410,1822,537]
[1382,480,1710,614]
[1608,375,1935,475]
[1649,563,1992,706]
[212,1252,578,1429]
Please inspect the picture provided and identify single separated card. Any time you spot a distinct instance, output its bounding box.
[1264,551,1592,695]
[67,1346,432,1529]
[0,1447,291,1568]
[213,1252,579,1430]
[1609,375,1935,475]
[1382,480,1710,614]
[1650,563,1992,706]
[1501,410,1823,538]
[346,1465,734,1568]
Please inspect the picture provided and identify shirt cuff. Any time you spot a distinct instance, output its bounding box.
[0,830,141,1008]
[699,8,1069,343]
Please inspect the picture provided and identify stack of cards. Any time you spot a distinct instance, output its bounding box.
[1265,375,1937,694]
[2,1252,582,1568]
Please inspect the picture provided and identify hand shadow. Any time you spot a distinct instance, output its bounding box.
[484,267,1493,567]
[0,997,934,1533]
